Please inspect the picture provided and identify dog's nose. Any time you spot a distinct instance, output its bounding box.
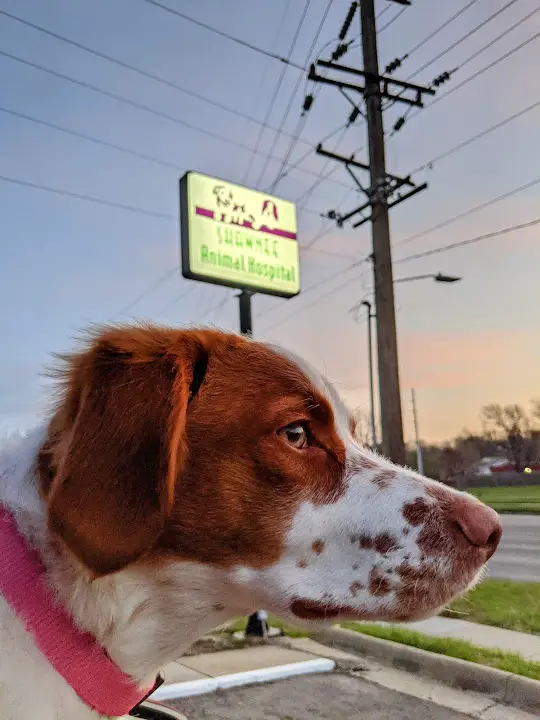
[451,496,502,559]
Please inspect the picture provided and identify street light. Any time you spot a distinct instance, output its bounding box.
[350,271,462,453]
[394,273,462,284]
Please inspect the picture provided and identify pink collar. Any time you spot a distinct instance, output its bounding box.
[0,506,157,717]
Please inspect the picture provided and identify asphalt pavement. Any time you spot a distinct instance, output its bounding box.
[168,673,473,720]
[488,514,540,582]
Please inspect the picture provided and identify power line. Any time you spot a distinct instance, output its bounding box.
[242,0,313,184]
[303,187,357,249]
[262,257,370,331]
[262,0,335,191]
[154,285,197,318]
[0,174,176,219]
[0,50,352,191]
[0,171,346,257]
[402,0,482,59]
[267,122,346,190]
[412,97,540,174]
[0,8,312,142]
[407,0,522,81]
[424,29,540,111]
[379,6,409,33]
[294,125,350,208]
[263,216,540,329]
[0,106,188,172]
[391,28,540,131]
[398,176,540,247]
[140,0,305,71]
[395,218,540,264]
[456,5,540,71]
[117,267,179,316]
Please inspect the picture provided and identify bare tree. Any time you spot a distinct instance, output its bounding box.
[482,404,531,472]
[352,409,373,447]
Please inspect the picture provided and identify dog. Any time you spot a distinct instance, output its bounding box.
[0,325,501,719]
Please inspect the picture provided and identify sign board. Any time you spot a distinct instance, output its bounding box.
[179,171,300,298]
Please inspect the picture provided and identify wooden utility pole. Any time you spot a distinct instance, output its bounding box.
[360,0,404,464]
[307,0,435,464]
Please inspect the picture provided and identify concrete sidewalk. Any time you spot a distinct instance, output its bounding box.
[160,642,359,687]
[399,616,540,661]
[158,638,539,719]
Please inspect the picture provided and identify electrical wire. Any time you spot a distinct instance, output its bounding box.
[398,176,540,247]
[392,29,540,129]
[117,267,179,316]
[262,256,370,331]
[0,50,355,191]
[0,174,176,219]
[456,4,540,71]
[411,97,540,174]
[266,123,346,190]
[294,125,351,208]
[253,0,334,189]
[406,0,522,81]
[402,0,482,59]
[395,218,540,264]
[140,0,305,71]
[263,213,540,329]
[154,284,197,318]
[379,6,408,33]
[0,104,353,191]
[0,8,309,142]
[241,0,314,184]
[427,29,540,110]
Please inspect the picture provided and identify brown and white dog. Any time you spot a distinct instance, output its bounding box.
[0,325,501,719]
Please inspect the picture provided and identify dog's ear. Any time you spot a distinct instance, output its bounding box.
[45,328,209,577]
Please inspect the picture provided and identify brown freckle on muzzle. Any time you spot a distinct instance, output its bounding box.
[403,497,431,526]
[369,568,391,596]
[350,581,364,597]
[371,470,395,489]
[359,535,374,550]
[374,533,399,554]
[312,540,325,555]
[297,559,308,569]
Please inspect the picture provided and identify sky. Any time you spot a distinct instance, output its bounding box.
[1,0,539,444]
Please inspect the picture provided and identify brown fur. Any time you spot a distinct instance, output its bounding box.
[38,325,347,577]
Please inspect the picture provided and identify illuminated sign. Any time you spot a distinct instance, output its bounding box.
[179,171,300,298]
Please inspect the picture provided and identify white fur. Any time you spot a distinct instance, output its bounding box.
[0,346,493,719]
[0,431,246,719]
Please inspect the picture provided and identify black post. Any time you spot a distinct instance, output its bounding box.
[238,289,266,637]
[238,289,253,337]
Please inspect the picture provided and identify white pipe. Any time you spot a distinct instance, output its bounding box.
[152,658,336,700]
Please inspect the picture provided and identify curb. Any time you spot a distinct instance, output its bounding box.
[315,627,540,714]
[152,658,335,700]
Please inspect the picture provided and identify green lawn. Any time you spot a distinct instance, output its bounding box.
[341,622,540,681]
[446,579,540,634]
[468,485,540,513]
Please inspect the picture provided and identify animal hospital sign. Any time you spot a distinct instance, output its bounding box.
[179,171,300,298]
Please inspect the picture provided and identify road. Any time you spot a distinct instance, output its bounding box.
[488,514,540,582]
[167,673,471,720]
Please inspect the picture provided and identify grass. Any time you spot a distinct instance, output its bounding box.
[446,579,540,635]
[341,622,540,681]
[468,485,540,513]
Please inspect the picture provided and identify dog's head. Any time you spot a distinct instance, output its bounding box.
[39,325,501,624]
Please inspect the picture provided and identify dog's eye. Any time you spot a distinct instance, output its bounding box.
[278,423,309,449]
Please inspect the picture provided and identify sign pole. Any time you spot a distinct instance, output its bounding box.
[238,290,267,638]
[238,289,253,337]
